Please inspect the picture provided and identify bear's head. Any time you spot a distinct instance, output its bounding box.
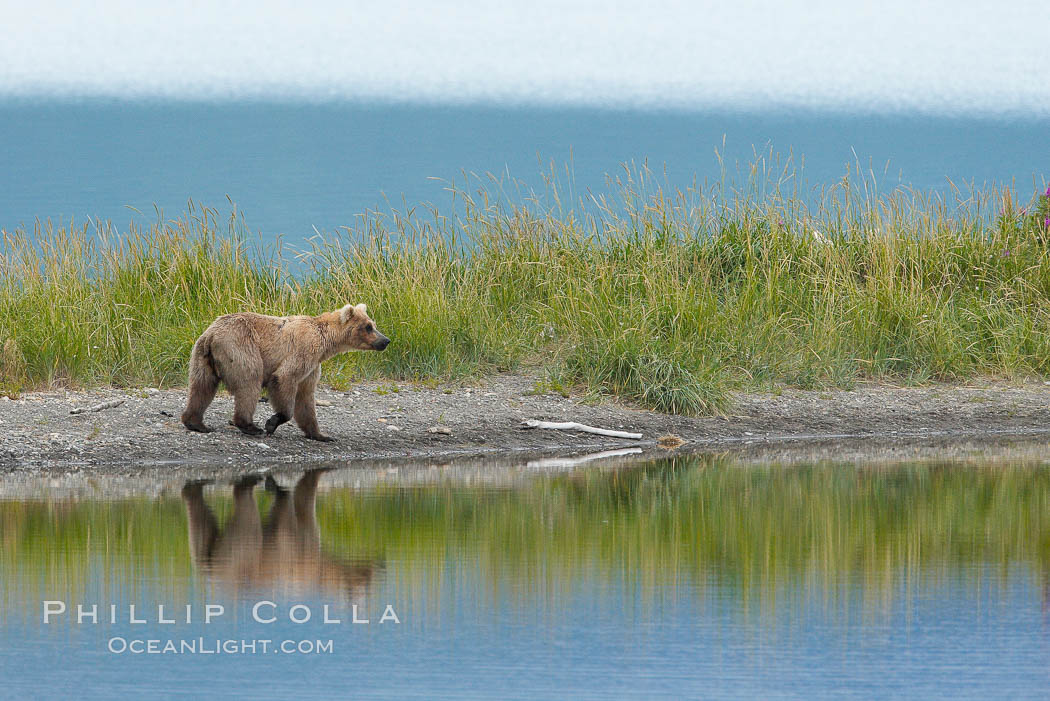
[336,303,390,352]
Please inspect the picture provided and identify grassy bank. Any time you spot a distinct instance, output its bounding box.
[2,165,1050,414]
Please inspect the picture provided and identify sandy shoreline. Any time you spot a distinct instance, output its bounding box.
[3,373,1050,476]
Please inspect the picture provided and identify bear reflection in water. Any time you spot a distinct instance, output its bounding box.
[180,469,378,601]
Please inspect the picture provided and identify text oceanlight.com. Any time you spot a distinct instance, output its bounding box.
[107,637,335,655]
[43,601,401,655]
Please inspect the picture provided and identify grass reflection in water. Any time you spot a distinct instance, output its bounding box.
[3,455,1050,621]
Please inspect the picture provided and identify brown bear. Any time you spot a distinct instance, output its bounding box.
[181,303,389,441]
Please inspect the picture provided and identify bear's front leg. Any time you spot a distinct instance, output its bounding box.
[293,367,333,442]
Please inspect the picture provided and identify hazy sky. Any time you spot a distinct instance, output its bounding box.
[1,1,1047,115]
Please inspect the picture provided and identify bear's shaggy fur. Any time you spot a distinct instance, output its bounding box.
[181,304,389,441]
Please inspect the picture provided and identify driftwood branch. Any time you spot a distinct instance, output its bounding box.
[522,419,642,440]
[527,448,643,470]
[70,399,125,415]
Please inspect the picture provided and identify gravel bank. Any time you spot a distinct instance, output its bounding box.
[3,374,1050,474]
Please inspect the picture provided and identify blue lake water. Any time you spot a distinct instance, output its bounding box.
[3,457,1050,699]
[2,100,1048,245]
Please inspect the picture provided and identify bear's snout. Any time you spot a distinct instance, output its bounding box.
[372,333,390,351]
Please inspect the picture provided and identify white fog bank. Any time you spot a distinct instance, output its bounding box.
[1,0,1047,116]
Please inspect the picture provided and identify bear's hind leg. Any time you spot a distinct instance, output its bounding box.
[182,351,219,433]
[209,338,264,436]
[181,480,219,569]
[264,370,297,436]
[229,381,264,436]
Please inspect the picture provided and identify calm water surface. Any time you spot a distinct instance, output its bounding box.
[2,101,1048,244]
[2,455,1050,698]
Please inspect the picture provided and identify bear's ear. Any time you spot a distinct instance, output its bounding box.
[339,304,355,323]
[355,303,367,315]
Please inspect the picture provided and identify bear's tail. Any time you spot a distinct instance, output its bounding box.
[181,331,220,429]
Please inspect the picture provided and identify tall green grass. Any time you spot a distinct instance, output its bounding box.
[2,163,1049,414]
